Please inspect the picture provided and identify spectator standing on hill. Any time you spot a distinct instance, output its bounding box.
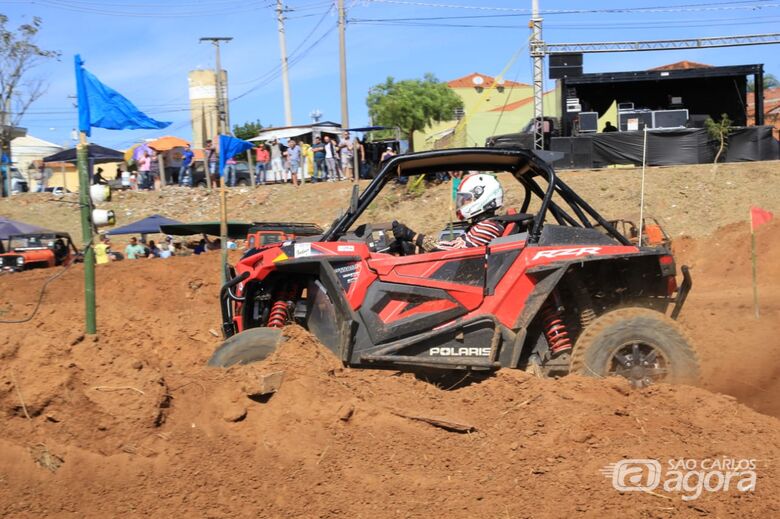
[225,156,238,187]
[286,139,301,187]
[138,153,152,190]
[255,144,270,184]
[339,131,354,182]
[180,145,194,187]
[205,140,218,178]
[356,138,371,179]
[270,139,285,183]
[323,135,338,181]
[302,141,313,183]
[125,237,146,259]
[312,136,326,182]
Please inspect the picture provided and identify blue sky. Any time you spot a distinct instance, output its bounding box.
[5,0,780,149]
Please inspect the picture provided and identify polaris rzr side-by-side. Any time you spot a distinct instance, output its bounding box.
[211,148,699,387]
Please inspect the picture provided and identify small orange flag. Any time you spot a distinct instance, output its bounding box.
[750,206,774,233]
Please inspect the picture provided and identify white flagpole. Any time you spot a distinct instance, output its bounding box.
[638,126,648,247]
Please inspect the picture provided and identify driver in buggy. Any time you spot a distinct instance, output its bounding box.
[392,173,505,253]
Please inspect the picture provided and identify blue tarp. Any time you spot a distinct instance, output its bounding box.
[0,217,53,241]
[218,135,254,176]
[75,55,171,137]
[106,214,182,236]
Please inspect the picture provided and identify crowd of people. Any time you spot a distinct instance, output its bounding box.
[93,233,238,264]
[105,133,398,191]
[252,131,394,187]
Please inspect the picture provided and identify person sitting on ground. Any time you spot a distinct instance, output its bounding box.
[147,240,160,258]
[392,173,505,253]
[193,238,207,255]
[603,121,618,133]
[125,236,146,260]
[158,242,172,259]
[94,235,111,265]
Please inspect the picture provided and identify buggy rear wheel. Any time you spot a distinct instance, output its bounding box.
[208,327,285,367]
[569,307,700,387]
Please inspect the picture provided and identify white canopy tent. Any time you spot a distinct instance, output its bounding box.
[248,122,342,142]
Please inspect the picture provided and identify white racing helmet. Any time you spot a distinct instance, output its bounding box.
[455,173,503,220]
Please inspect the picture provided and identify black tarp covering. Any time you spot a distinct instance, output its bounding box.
[545,126,778,168]
[725,126,778,162]
[591,128,711,167]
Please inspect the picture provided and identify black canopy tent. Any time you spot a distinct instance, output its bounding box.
[43,144,125,164]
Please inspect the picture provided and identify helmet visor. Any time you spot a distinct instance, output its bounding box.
[455,191,473,210]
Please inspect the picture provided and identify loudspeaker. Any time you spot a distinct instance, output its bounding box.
[550,53,583,79]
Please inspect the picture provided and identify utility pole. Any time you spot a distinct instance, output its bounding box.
[200,36,232,282]
[338,0,349,129]
[277,0,293,126]
[530,0,544,150]
[200,37,232,135]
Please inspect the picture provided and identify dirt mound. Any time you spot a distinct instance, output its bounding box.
[0,229,778,516]
[674,218,780,418]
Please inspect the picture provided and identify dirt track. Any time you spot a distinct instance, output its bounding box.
[0,216,778,517]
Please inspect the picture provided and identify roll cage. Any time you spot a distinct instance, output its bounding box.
[321,147,630,246]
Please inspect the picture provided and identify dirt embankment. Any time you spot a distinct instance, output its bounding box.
[0,218,778,517]
[3,160,780,243]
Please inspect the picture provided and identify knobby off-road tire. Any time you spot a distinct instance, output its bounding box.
[569,307,701,386]
[207,327,284,367]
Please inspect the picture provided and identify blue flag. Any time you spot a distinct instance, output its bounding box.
[218,135,254,176]
[75,55,171,137]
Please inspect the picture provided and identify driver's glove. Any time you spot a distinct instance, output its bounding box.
[392,221,416,242]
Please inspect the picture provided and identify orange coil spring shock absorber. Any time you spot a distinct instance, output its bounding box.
[266,285,298,328]
[541,292,573,355]
[267,300,290,328]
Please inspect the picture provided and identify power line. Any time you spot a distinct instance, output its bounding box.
[365,0,780,14]
[349,15,780,30]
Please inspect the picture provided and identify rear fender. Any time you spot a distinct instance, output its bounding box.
[506,252,680,368]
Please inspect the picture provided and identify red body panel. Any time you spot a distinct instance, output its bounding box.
[231,238,640,333]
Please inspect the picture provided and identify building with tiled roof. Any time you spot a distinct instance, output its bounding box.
[649,61,713,71]
[748,87,780,138]
[415,72,554,150]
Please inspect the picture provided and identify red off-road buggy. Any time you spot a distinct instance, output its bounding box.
[211,148,699,387]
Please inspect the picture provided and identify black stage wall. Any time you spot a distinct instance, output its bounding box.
[548,126,778,169]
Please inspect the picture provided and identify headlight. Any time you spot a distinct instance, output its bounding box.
[0,258,4,265]
[16,257,24,266]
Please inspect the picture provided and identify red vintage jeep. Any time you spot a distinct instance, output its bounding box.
[0,232,79,273]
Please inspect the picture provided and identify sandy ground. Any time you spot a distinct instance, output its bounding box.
[0,162,779,517]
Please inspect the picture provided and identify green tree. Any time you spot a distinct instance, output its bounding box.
[0,15,59,165]
[366,73,463,152]
[233,119,263,141]
[705,113,732,166]
[747,73,779,92]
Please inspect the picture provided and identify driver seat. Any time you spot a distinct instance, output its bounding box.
[494,209,533,237]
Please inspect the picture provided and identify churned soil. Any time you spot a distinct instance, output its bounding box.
[0,218,778,517]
